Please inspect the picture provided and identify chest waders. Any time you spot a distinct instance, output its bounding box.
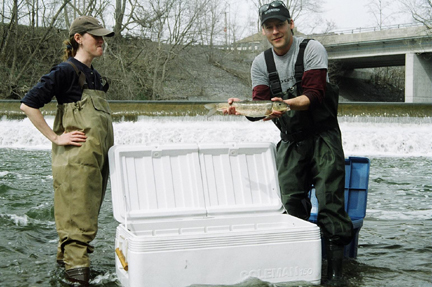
[265,40,353,247]
[52,62,114,272]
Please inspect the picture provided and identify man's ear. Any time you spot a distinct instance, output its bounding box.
[289,19,295,29]
[261,27,266,35]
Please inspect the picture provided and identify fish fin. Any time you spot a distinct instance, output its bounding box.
[204,103,216,110]
[207,109,218,117]
[204,103,217,117]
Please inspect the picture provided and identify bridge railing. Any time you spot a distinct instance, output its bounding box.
[214,22,431,52]
[309,22,429,36]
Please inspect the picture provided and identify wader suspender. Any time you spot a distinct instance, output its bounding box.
[265,39,314,142]
[264,39,311,96]
[66,61,110,92]
[294,39,311,94]
[66,61,88,90]
[264,49,282,95]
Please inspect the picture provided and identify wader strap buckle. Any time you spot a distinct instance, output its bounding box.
[269,72,283,95]
[74,101,84,110]
[265,49,283,95]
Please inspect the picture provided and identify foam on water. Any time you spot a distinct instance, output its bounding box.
[366,209,432,220]
[0,213,29,226]
[1,115,431,157]
[0,171,9,177]
[91,272,119,285]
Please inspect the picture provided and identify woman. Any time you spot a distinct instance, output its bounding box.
[20,15,114,285]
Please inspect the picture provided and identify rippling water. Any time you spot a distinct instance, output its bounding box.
[0,115,431,287]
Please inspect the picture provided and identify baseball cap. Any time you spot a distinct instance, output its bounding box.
[259,1,291,25]
[69,16,115,37]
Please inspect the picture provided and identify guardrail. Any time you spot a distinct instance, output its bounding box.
[306,22,428,36]
[219,22,430,52]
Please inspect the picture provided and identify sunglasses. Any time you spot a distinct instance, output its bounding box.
[259,1,287,16]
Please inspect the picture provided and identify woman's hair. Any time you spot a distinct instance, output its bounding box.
[62,35,80,61]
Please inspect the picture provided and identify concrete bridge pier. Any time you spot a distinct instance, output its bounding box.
[405,53,432,103]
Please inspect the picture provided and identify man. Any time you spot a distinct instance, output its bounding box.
[226,1,353,285]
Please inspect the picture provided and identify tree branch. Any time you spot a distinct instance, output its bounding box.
[15,0,71,84]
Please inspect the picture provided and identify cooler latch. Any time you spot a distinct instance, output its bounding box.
[152,147,162,158]
[229,144,238,156]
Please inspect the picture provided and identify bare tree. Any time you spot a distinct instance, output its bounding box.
[286,0,323,20]
[9,0,18,84]
[367,0,395,29]
[252,0,324,33]
[64,0,110,23]
[0,2,16,63]
[15,0,71,83]
[114,0,127,38]
[253,0,323,21]
[0,0,244,100]
[399,0,432,29]
[0,0,71,98]
[196,0,225,61]
[148,0,210,100]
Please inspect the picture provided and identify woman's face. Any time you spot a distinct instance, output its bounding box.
[75,33,105,59]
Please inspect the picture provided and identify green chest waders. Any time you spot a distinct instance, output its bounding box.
[265,40,353,246]
[52,65,114,270]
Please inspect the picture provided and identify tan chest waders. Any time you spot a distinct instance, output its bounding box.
[52,62,114,270]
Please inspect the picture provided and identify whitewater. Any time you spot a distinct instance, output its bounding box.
[1,115,431,158]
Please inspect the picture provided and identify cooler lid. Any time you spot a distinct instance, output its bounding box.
[109,142,283,224]
[109,144,207,223]
[198,142,283,216]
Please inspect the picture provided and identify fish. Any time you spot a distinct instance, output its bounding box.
[204,100,290,117]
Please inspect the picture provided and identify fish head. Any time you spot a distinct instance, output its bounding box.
[272,101,289,112]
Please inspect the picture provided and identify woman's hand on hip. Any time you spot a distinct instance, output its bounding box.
[55,131,87,146]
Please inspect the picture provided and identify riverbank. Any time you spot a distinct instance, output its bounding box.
[1,100,430,119]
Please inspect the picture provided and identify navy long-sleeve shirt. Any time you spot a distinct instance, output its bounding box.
[21,57,105,109]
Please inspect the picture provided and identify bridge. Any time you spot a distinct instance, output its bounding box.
[312,25,432,103]
[235,24,432,103]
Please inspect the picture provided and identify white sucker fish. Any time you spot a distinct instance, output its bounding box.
[204,100,290,117]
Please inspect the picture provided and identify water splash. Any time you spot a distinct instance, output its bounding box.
[1,116,431,157]
[0,214,29,226]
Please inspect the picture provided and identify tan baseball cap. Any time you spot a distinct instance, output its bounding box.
[69,15,114,37]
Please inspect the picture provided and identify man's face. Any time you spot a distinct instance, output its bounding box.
[262,19,294,55]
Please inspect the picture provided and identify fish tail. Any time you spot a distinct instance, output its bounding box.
[204,103,218,117]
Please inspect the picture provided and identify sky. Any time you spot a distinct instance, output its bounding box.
[320,0,376,30]
[228,0,413,36]
[318,0,411,31]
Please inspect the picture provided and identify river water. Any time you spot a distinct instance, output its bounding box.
[0,115,431,287]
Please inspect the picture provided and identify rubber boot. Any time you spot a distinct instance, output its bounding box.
[65,267,90,286]
[325,242,346,286]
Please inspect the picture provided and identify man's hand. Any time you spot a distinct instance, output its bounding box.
[262,97,286,121]
[223,98,241,115]
[272,95,310,111]
[263,110,284,121]
[271,97,285,103]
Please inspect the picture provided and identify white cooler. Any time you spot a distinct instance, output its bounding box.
[108,142,322,287]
